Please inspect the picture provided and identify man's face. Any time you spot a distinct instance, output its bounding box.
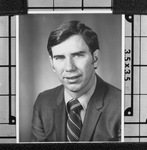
[50,35,98,96]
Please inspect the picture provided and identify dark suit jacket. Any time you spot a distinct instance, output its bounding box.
[31,75,121,142]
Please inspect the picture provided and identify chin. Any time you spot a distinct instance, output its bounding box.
[66,85,82,93]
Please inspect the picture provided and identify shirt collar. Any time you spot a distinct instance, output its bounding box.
[64,75,97,111]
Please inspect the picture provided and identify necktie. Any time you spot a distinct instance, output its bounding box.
[67,99,83,142]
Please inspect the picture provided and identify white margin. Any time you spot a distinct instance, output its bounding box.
[16,15,19,143]
[121,14,125,142]
[28,10,112,14]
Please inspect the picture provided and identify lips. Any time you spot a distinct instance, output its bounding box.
[64,75,81,81]
[66,76,79,79]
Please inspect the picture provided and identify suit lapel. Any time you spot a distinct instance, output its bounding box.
[54,86,67,141]
[80,76,106,141]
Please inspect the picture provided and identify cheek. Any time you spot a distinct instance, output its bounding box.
[78,60,94,76]
[55,68,63,76]
[53,64,64,77]
[53,61,63,71]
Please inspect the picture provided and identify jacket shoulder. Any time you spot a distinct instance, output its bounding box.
[97,75,121,102]
[39,85,63,98]
[34,85,64,110]
[106,83,121,99]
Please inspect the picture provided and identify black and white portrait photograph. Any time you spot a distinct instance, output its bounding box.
[19,14,122,142]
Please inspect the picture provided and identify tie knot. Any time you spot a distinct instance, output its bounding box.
[67,99,83,113]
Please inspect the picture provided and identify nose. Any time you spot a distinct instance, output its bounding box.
[65,57,76,72]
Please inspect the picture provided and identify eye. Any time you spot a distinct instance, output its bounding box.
[53,56,65,60]
[73,53,84,58]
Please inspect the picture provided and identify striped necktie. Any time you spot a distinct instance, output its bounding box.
[67,99,83,142]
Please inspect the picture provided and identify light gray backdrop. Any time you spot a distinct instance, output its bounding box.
[19,14,122,142]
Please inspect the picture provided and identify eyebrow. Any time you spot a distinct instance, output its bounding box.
[71,51,86,55]
[53,55,65,58]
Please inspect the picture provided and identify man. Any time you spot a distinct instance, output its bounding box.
[31,20,121,142]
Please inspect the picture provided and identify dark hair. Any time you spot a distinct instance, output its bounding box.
[47,20,99,57]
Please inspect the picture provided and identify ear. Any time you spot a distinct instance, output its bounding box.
[92,49,99,69]
[49,56,56,72]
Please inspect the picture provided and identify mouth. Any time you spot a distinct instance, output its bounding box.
[64,75,81,81]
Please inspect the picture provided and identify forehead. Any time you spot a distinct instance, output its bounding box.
[51,35,89,55]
